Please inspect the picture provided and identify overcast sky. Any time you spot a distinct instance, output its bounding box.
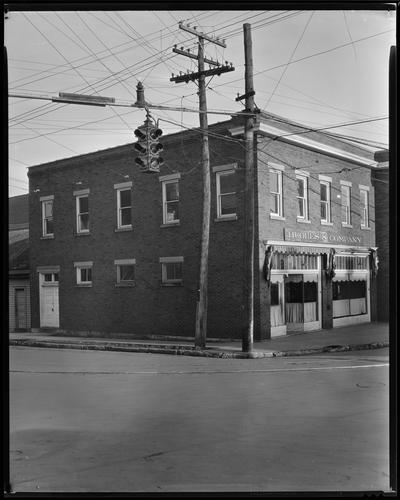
[6,8,396,197]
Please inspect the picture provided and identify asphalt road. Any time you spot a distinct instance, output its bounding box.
[9,346,390,493]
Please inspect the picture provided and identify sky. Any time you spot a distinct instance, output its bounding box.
[6,7,396,197]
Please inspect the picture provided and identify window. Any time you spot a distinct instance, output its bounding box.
[40,195,54,237]
[117,189,132,228]
[360,186,369,228]
[44,272,58,283]
[115,259,136,285]
[162,179,180,224]
[160,256,183,285]
[74,261,93,285]
[270,169,283,217]
[75,191,89,233]
[296,174,309,220]
[320,181,331,223]
[340,183,351,226]
[216,170,237,219]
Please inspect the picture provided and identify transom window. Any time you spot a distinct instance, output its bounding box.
[43,272,58,283]
[216,170,237,219]
[117,188,132,228]
[272,252,318,270]
[296,175,309,220]
[270,169,283,217]
[335,255,368,270]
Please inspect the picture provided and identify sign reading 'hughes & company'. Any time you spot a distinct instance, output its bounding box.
[284,228,363,245]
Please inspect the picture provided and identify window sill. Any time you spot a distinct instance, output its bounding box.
[41,235,54,240]
[75,232,91,237]
[115,282,136,288]
[270,214,285,221]
[361,226,371,231]
[341,223,353,228]
[115,226,133,233]
[160,222,180,228]
[161,282,183,287]
[297,218,311,224]
[76,283,92,287]
[321,221,333,226]
[214,215,238,222]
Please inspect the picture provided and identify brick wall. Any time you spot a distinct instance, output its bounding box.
[29,122,247,339]
[256,134,376,336]
[372,168,389,321]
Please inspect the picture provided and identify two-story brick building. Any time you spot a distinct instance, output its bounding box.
[28,111,379,341]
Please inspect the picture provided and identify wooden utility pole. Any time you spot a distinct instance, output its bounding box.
[171,22,235,348]
[242,23,255,353]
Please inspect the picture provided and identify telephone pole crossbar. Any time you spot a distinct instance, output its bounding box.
[172,46,220,66]
[170,64,235,83]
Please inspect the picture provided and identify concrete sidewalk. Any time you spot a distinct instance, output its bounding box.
[9,322,389,359]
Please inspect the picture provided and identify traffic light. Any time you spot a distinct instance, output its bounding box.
[134,118,164,173]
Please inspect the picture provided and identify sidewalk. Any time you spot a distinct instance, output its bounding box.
[9,322,389,359]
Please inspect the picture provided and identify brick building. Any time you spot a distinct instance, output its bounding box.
[28,112,379,340]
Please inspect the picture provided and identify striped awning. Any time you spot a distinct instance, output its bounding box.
[271,245,331,255]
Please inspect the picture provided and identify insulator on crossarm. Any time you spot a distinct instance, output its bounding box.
[193,26,197,30]
[187,48,190,52]
[174,44,177,48]
[181,47,184,51]
[172,73,174,78]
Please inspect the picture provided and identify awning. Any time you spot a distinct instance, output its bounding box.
[333,272,368,282]
[272,245,330,255]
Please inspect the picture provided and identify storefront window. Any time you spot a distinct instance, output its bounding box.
[333,279,367,317]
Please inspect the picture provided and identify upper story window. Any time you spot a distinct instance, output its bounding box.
[114,182,132,229]
[213,164,238,220]
[269,164,284,218]
[160,256,183,286]
[74,261,93,286]
[359,185,370,229]
[40,195,54,237]
[295,171,309,221]
[319,176,332,224]
[74,189,90,234]
[340,181,352,226]
[160,173,180,225]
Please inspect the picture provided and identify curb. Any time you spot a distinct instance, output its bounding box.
[9,339,389,359]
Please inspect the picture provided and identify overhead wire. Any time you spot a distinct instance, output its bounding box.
[263,11,315,111]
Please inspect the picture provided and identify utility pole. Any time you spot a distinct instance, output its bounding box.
[171,22,234,348]
[241,23,256,353]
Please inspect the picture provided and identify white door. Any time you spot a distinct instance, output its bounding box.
[40,273,59,328]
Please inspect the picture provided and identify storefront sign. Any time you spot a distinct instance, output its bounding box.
[284,228,363,245]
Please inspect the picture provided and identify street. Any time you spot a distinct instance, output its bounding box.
[9,346,390,493]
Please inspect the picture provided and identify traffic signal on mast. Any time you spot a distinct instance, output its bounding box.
[134,118,164,173]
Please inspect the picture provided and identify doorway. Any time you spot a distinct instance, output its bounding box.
[284,273,320,333]
[15,288,27,330]
[39,272,59,328]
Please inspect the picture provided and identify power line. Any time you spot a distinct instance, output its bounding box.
[263,11,315,111]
